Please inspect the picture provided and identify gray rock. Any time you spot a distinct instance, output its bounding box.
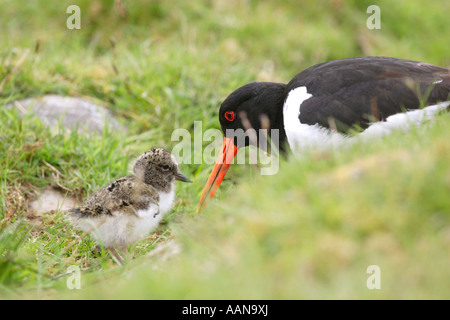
[29,187,77,215]
[8,95,126,135]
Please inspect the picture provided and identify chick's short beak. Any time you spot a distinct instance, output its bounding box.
[175,171,193,183]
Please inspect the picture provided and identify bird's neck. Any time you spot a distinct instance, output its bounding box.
[157,186,176,215]
[151,181,174,194]
[139,175,174,194]
[258,83,289,153]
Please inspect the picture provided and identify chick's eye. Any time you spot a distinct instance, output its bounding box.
[159,164,170,171]
[224,111,235,122]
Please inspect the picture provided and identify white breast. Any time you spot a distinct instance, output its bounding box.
[283,86,347,152]
[157,187,175,215]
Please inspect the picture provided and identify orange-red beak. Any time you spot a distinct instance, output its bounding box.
[196,137,239,213]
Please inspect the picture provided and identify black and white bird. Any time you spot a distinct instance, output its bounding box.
[68,148,192,261]
[197,56,450,211]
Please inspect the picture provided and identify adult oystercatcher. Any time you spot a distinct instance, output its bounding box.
[68,148,192,262]
[197,57,450,212]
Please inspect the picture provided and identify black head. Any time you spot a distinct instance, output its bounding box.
[133,148,192,192]
[196,82,287,213]
[218,82,287,150]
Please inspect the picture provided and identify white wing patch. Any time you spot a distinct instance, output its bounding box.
[359,101,449,141]
[283,86,449,153]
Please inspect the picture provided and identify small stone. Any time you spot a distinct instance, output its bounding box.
[29,188,77,215]
[9,95,126,135]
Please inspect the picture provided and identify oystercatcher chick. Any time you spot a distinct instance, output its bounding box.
[68,148,192,262]
[197,56,450,212]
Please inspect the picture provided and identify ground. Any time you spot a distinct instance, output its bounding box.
[1,0,449,299]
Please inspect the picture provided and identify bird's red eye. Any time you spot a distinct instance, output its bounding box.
[224,111,235,122]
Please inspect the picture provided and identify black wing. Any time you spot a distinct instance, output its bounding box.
[285,57,450,131]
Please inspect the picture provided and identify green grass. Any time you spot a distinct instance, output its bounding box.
[1,0,449,299]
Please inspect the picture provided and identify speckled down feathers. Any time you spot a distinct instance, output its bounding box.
[69,176,159,218]
[67,148,185,249]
